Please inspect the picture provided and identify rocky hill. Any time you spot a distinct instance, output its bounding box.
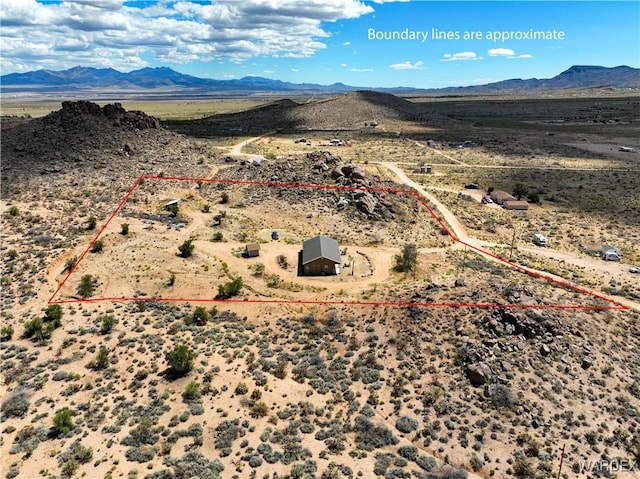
[1,100,215,195]
[170,90,450,134]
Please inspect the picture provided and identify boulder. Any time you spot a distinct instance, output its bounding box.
[467,362,492,386]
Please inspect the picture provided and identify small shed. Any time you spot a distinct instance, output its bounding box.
[301,235,341,275]
[503,200,529,210]
[245,243,260,258]
[490,190,516,205]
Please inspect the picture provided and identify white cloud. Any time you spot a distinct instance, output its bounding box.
[488,48,515,57]
[0,0,377,72]
[340,63,348,67]
[291,68,299,72]
[342,41,351,46]
[389,60,424,70]
[487,48,532,59]
[348,68,373,72]
[440,51,479,61]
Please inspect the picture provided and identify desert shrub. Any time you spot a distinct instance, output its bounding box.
[470,454,484,471]
[86,216,97,230]
[8,205,19,216]
[147,452,224,479]
[234,382,248,395]
[250,401,269,418]
[92,346,110,370]
[251,263,265,276]
[78,274,97,298]
[52,408,74,436]
[120,223,129,235]
[217,277,243,299]
[63,256,78,273]
[265,152,277,160]
[165,344,196,376]
[177,239,195,258]
[1,325,14,340]
[416,455,437,472]
[212,231,223,241]
[398,446,418,461]
[1,391,29,419]
[183,381,201,401]
[490,384,514,409]
[512,456,534,478]
[373,452,394,476]
[126,445,156,463]
[354,415,398,451]
[395,415,419,434]
[220,192,229,204]
[214,420,241,450]
[44,304,63,324]
[277,255,288,269]
[91,239,104,253]
[100,314,116,334]
[394,243,417,274]
[187,306,209,326]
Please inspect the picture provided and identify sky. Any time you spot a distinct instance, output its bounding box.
[0,0,638,88]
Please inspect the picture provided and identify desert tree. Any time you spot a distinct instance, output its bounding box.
[394,243,418,277]
[92,346,110,370]
[512,183,528,200]
[78,274,97,298]
[63,256,78,274]
[177,238,195,258]
[52,408,74,436]
[220,192,229,204]
[165,344,197,376]
[91,239,104,253]
[120,223,129,235]
[217,277,243,299]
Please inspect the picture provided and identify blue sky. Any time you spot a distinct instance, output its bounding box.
[1,0,638,88]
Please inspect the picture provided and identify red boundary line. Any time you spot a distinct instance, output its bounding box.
[48,175,627,311]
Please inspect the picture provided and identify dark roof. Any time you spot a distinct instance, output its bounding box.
[246,243,260,252]
[302,235,341,265]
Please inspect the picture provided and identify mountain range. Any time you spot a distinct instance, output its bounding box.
[1,65,639,95]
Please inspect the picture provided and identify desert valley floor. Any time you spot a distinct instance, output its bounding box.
[1,92,639,479]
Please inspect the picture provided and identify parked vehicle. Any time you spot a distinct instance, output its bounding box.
[532,233,548,246]
[481,196,493,204]
[630,266,640,273]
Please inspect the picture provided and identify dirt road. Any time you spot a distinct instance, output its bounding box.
[380,162,639,311]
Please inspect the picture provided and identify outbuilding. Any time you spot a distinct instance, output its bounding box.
[490,190,516,205]
[245,243,260,258]
[503,200,529,211]
[300,235,341,275]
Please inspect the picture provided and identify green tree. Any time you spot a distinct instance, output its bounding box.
[190,306,209,326]
[44,304,63,327]
[526,191,540,204]
[63,256,78,274]
[512,183,528,200]
[0,325,14,340]
[217,277,243,299]
[220,192,229,204]
[78,274,97,298]
[99,315,115,334]
[91,239,104,253]
[183,381,201,401]
[93,346,110,370]
[120,223,129,235]
[52,408,74,436]
[165,344,197,376]
[394,243,418,276]
[177,239,195,258]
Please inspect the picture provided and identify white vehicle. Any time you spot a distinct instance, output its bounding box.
[603,251,621,261]
[532,233,548,246]
[630,266,640,273]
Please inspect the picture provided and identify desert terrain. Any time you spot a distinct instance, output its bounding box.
[1,91,639,479]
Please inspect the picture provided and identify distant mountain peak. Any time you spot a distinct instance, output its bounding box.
[1,64,638,94]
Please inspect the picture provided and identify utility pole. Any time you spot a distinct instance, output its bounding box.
[557,444,566,478]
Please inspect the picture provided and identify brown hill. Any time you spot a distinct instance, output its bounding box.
[172,90,445,135]
[1,100,216,194]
